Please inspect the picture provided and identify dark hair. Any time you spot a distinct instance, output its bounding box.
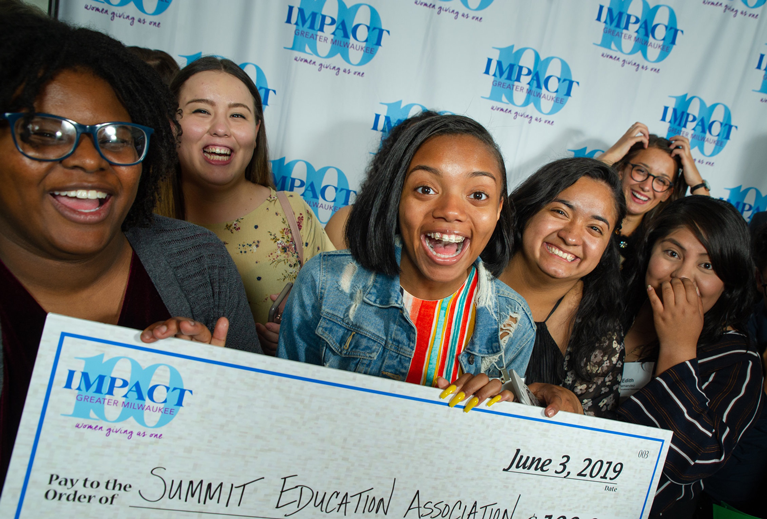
[511,157,627,381]
[0,9,179,230]
[347,114,513,277]
[166,56,271,219]
[624,197,756,348]
[128,47,180,86]
[614,134,687,230]
[753,223,767,275]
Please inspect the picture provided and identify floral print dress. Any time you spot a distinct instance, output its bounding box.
[202,188,335,325]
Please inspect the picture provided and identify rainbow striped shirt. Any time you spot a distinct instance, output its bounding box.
[402,267,478,387]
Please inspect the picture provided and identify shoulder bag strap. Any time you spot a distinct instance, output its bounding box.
[275,191,304,267]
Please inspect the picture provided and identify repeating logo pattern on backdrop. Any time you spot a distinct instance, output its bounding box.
[594,0,684,63]
[483,45,579,115]
[371,101,453,139]
[180,52,276,108]
[569,147,604,158]
[272,158,356,223]
[439,0,495,11]
[90,0,173,16]
[724,185,766,221]
[62,354,191,428]
[755,44,767,94]
[659,94,737,157]
[736,0,767,8]
[285,0,390,66]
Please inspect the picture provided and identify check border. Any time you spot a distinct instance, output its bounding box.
[15,332,668,519]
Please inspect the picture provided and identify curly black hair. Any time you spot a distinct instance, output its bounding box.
[0,6,178,230]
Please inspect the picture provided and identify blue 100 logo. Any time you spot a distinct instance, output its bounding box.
[482,45,579,115]
[724,185,766,221]
[90,0,172,16]
[284,0,390,66]
[179,52,276,108]
[371,101,453,138]
[272,157,357,224]
[62,354,191,428]
[595,0,683,63]
[660,94,737,157]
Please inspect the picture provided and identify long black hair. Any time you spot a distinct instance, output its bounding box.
[511,157,627,381]
[346,114,514,277]
[0,6,179,230]
[623,197,756,348]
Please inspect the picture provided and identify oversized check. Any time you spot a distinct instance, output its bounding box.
[1,314,672,519]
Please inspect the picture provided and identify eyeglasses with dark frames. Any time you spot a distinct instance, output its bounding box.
[627,162,673,193]
[1,112,153,166]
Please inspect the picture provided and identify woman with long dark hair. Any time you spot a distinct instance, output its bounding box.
[278,114,535,409]
[497,158,627,416]
[618,196,762,517]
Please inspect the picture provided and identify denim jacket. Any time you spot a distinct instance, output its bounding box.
[277,246,536,382]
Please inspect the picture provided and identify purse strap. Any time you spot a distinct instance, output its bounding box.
[275,191,304,267]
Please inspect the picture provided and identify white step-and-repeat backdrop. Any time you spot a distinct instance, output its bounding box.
[59,0,767,224]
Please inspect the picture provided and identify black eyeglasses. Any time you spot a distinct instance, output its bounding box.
[1,112,153,166]
[627,163,673,193]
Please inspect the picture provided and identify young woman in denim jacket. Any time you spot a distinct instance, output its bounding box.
[278,115,536,410]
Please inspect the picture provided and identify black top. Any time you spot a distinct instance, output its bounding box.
[524,297,565,385]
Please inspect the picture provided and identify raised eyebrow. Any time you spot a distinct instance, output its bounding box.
[184,98,214,107]
[470,171,498,181]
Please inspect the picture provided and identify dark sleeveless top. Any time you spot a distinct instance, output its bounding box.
[0,252,171,490]
[524,297,566,385]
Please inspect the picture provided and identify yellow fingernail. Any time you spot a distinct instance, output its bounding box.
[487,395,502,408]
[449,392,466,408]
[439,385,457,400]
[464,397,479,413]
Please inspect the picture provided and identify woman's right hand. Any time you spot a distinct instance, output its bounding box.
[648,278,704,375]
[436,373,514,412]
[598,122,650,166]
[141,317,228,347]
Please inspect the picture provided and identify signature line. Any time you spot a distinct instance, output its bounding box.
[129,506,280,518]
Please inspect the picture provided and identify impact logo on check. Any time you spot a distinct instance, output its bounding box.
[61,354,192,428]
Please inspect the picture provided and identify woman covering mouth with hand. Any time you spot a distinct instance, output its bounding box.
[0,12,259,489]
[278,114,535,410]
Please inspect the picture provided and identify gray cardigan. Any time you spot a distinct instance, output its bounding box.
[0,216,261,392]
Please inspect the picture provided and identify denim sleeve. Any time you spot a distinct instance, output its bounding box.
[504,315,536,376]
[277,254,324,364]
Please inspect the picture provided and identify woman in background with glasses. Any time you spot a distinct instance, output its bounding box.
[598,122,709,262]
[0,9,259,489]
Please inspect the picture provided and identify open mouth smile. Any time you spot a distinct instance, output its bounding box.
[424,232,467,259]
[631,190,650,203]
[51,190,110,213]
[203,145,233,163]
[545,243,577,262]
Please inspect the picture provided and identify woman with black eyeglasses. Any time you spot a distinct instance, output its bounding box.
[0,9,259,489]
[597,122,710,262]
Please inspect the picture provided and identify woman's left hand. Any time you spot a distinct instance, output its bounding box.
[528,383,584,417]
[141,317,228,347]
[669,135,708,195]
[436,373,514,412]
